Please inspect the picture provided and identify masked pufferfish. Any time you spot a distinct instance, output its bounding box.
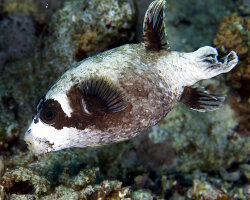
[25,0,238,154]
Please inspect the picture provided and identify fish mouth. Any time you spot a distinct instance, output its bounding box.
[24,129,34,149]
[24,130,54,154]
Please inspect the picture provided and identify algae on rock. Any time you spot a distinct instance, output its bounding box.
[187,179,231,200]
[214,13,250,91]
[2,0,65,24]
[213,13,250,139]
[43,0,135,71]
[1,150,156,199]
[2,167,50,195]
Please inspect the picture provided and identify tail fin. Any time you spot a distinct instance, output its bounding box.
[193,46,238,80]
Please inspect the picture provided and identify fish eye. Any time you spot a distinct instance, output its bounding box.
[40,107,58,124]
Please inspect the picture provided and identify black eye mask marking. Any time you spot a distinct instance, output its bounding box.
[33,96,60,125]
[40,105,58,125]
[38,99,62,125]
[33,96,45,124]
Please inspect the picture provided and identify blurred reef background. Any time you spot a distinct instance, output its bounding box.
[0,0,249,199]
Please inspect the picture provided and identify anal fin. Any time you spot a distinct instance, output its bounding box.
[180,86,225,112]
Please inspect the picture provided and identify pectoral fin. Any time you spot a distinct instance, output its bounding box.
[180,86,225,112]
[143,0,169,51]
[80,77,127,115]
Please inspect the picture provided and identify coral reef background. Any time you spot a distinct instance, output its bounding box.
[0,0,249,199]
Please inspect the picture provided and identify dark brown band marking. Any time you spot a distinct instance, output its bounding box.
[38,78,128,131]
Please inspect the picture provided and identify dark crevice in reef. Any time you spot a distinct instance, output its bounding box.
[7,181,34,195]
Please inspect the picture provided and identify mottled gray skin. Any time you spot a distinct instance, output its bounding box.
[25,42,238,154]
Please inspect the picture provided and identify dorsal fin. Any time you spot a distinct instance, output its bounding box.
[143,0,169,51]
[181,86,225,112]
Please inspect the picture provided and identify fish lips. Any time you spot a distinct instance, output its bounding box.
[24,125,55,154]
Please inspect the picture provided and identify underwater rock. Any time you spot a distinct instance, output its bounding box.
[240,164,250,181]
[160,170,248,199]
[0,121,18,152]
[187,179,231,200]
[0,15,36,69]
[91,180,131,199]
[2,0,37,17]
[214,13,249,92]
[132,189,158,200]
[234,0,250,15]
[2,150,99,189]
[2,167,50,195]
[0,58,38,152]
[0,147,162,199]
[2,136,248,199]
[0,185,4,200]
[43,0,135,71]
[134,174,155,189]
[2,0,65,24]
[0,53,7,72]
[0,156,4,181]
[1,153,132,200]
[219,168,242,182]
[214,13,250,137]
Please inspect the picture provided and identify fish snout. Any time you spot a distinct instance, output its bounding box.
[24,129,35,151]
[24,128,46,154]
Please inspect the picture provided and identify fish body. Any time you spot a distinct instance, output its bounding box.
[25,0,238,154]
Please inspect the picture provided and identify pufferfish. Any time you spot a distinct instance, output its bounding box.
[25,0,238,154]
